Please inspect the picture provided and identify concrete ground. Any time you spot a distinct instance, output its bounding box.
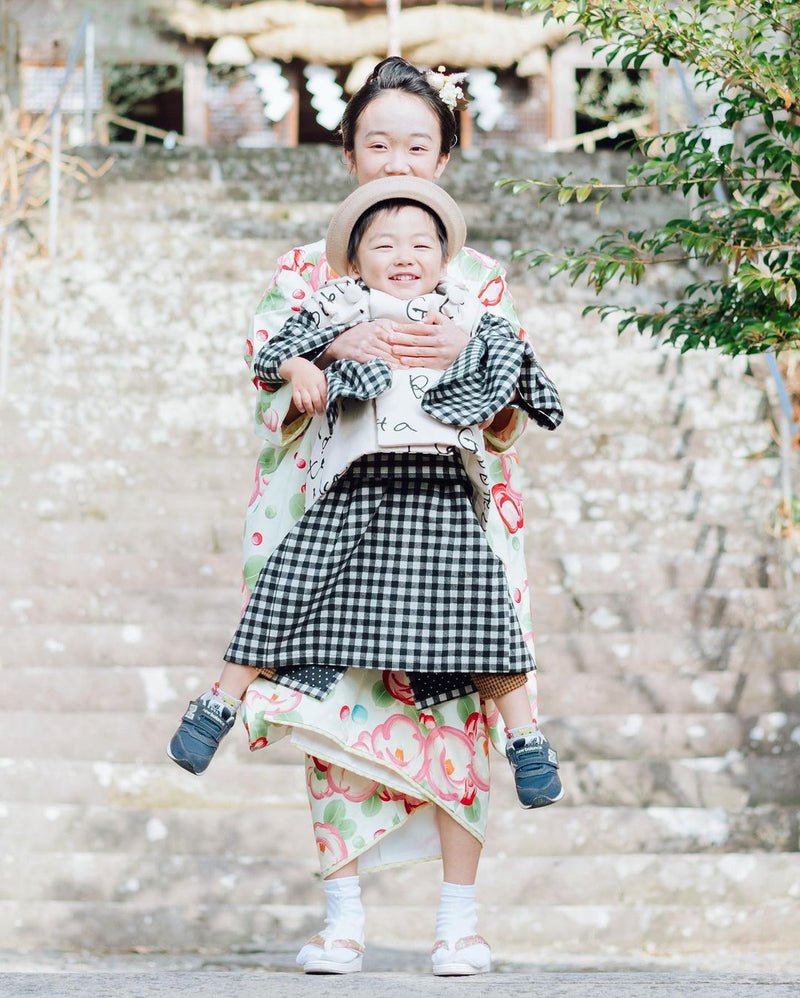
[1,949,798,998]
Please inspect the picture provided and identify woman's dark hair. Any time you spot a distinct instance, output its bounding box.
[347,198,449,267]
[339,56,458,156]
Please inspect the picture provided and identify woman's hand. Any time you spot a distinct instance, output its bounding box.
[317,319,396,367]
[388,311,469,370]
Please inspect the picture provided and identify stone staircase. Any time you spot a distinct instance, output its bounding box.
[0,147,797,969]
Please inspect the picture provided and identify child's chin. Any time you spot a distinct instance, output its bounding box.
[384,280,422,300]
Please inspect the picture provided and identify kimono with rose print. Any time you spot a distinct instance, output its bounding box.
[238,239,558,875]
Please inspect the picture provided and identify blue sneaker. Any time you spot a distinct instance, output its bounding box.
[505,731,564,808]
[167,697,236,774]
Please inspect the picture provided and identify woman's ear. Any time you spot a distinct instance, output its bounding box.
[433,152,450,180]
[343,149,356,174]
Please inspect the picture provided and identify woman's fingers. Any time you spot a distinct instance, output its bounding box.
[389,320,469,369]
[325,320,395,364]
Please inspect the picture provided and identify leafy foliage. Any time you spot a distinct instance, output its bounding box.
[502,0,800,354]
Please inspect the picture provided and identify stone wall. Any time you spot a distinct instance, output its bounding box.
[78,142,680,264]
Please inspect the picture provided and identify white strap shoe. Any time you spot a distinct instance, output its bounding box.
[296,933,364,974]
[431,934,491,975]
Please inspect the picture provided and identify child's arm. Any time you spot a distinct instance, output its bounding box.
[278,357,328,416]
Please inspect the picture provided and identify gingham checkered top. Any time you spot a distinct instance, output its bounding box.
[225,452,533,691]
[254,309,563,433]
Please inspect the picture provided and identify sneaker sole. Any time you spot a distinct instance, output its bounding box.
[519,785,566,809]
[165,743,203,775]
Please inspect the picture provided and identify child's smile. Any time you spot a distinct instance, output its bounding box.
[351,205,447,301]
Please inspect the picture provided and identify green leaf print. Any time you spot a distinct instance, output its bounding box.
[338,819,357,840]
[457,696,475,724]
[372,681,395,708]
[352,835,366,850]
[431,707,445,728]
[288,492,306,520]
[456,253,491,283]
[323,799,346,825]
[361,794,383,818]
[244,556,267,592]
[464,798,482,823]
[512,536,520,551]
[489,457,502,479]
[258,286,288,312]
[258,445,279,474]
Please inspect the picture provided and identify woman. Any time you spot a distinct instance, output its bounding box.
[237,58,561,976]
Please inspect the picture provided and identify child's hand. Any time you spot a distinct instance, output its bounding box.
[279,358,328,415]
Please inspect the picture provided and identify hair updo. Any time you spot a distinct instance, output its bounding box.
[339,56,458,157]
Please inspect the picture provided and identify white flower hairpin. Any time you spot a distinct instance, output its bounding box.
[425,66,469,112]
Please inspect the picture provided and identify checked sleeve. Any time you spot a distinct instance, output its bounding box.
[421,313,563,431]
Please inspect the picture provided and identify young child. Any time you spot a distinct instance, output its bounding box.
[168,176,564,810]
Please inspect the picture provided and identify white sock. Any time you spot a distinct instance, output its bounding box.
[321,875,365,946]
[436,881,477,943]
[506,724,538,742]
[200,687,242,718]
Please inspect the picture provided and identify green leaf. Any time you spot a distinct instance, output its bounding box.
[323,799,346,825]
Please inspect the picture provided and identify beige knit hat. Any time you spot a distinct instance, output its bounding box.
[325,176,466,277]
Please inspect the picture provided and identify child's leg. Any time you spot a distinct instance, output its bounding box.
[471,672,563,809]
[296,857,364,974]
[216,661,262,700]
[167,662,262,775]
[470,673,534,731]
[431,809,490,976]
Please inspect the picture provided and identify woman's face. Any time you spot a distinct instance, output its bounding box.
[345,91,450,185]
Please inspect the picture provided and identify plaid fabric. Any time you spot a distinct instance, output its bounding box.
[253,310,563,432]
[324,358,392,431]
[422,313,563,431]
[225,452,533,695]
[252,311,344,385]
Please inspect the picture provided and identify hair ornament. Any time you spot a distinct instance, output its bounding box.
[425,65,469,112]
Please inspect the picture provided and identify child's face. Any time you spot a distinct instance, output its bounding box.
[350,206,447,300]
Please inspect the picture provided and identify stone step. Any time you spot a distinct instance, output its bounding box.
[7,512,785,565]
[1,756,795,809]
[6,667,798,718]
[5,801,795,858]
[524,519,786,557]
[3,620,797,674]
[537,628,800,674]
[1,583,792,633]
[3,710,797,766]
[0,897,795,957]
[2,852,795,909]
[0,547,784,596]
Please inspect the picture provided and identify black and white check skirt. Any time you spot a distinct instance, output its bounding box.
[225,451,532,697]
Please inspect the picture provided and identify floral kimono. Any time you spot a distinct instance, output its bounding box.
[239,240,561,876]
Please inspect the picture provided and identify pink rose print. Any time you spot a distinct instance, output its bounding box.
[282,248,314,278]
[491,453,525,533]
[313,822,348,865]
[479,275,505,308]
[247,685,302,717]
[255,328,269,343]
[324,763,380,803]
[368,714,427,778]
[425,725,489,805]
[261,407,280,433]
[245,339,254,357]
[383,670,415,706]
[250,736,268,750]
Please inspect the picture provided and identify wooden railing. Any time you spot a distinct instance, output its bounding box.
[95,111,188,149]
